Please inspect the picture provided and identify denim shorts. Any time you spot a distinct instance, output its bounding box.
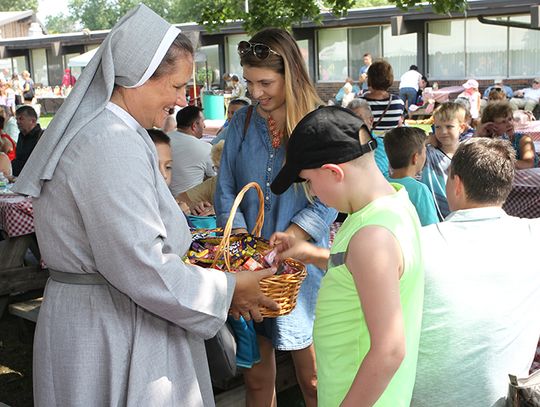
[254,264,324,351]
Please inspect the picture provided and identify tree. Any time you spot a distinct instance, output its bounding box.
[45,13,79,34]
[68,0,201,30]
[199,0,467,35]
[0,0,38,12]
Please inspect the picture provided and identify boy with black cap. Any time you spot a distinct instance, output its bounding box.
[270,106,424,406]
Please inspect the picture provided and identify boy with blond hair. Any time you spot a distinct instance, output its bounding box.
[270,106,424,407]
[384,127,438,226]
[421,102,468,220]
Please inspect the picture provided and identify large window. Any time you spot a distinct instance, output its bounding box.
[466,17,507,78]
[349,27,381,80]
[318,28,347,81]
[317,26,418,82]
[225,34,249,78]
[31,49,48,86]
[428,15,540,79]
[427,20,465,79]
[196,44,220,88]
[12,56,28,77]
[382,26,417,78]
[509,15,540,78]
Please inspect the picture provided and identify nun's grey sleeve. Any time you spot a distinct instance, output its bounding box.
[69,129,234,340]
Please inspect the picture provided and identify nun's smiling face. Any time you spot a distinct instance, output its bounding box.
[120,54,193,128]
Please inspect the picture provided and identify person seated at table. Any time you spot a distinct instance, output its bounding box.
[457,79,481,125]
[12,105,43,176]
[384,127,438,226]
[0,138,12,179]
[486,87,507,104]
[416,75,429,106]
[346,98,390,177]
[510,78,540,113]
[411,137,540,407]
[453,98,475,141]
[176,140,224,216]
[482,79,513,101]
[212,97,251,144]
[168,105,215,196]
[476,101,538,169]
[420,102,468,221]
[231,74,246,98]
[360,59,405,132]
[0,115,16,161]
[332,77,360,106]
[146,128,172,186]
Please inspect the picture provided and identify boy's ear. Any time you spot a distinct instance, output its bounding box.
[321,163,345,182]
[411,151,419,166]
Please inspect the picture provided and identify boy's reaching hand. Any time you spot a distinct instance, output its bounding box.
[270,231,330,270]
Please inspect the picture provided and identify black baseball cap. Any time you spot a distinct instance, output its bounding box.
[271,106,377,195]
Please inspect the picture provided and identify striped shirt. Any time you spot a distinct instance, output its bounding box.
[361,93,405,131]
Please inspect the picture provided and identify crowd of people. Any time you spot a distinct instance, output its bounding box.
[5,4,540,407]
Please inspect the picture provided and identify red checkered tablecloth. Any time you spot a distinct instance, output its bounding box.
[503,168,540,219]
[0,194,34,237]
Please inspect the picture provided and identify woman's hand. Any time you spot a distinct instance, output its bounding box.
[230,268,279,322]
[476,122,498,138]
[270,231,330,270]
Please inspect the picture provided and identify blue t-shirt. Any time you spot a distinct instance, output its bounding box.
[420,145,452,221]
[388,176,439,226]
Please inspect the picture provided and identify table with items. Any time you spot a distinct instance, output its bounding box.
[0,193,48,316]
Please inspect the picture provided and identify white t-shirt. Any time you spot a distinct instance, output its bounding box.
[168,130,216,196]
[399,70,423,90]
[522,87,540,103]
[412,207,540,407]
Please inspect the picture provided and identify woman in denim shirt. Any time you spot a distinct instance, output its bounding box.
[215,28,337,407]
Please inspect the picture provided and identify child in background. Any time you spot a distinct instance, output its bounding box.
[147,129,173,186]
[477,101,538,168]
[346,98,390,177]
[457,79,481,125]
[384,127,438,226]
[270,106,424,407]
[421,102,468,220]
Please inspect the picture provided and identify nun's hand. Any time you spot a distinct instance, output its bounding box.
[230,267,278,322]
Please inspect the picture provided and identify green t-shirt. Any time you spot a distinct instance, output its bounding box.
[313,185,424,407]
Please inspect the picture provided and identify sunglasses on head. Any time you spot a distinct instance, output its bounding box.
[237,41,281,60]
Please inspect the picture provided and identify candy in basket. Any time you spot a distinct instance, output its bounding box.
[184,182,307,318]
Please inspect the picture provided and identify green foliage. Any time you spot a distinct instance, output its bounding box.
[45,13,79,34]
[68,0,201,30]
[200,0,467,34]
[0,0,38,12]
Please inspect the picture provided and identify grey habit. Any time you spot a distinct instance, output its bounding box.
[13,5,234,406]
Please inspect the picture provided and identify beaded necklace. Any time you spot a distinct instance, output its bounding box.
[267,114,283,148]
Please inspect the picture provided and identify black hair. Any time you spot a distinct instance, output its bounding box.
[147,128,170,145]
[16,105,38,120]
[176,105,203,129]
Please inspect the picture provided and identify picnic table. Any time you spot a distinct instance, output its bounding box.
[503,168,540,219]
[0,193,48,317]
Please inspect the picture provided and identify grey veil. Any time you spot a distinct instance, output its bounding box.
[13,4,181,198]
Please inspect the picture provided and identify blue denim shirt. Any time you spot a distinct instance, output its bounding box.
[215,105,337,350]
[215,106,337,243]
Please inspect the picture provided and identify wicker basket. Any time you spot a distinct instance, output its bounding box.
[213,182,307,318]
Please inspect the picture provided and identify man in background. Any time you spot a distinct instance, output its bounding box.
[12,105,43,176]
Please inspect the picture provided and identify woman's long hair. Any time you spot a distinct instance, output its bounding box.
[240,28,322,137]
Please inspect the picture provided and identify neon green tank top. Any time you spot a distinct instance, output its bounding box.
[313,185,424,407]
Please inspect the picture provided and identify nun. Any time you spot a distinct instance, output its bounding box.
[13,4,276,406]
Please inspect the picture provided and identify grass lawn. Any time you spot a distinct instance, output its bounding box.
[38,114,54,129]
